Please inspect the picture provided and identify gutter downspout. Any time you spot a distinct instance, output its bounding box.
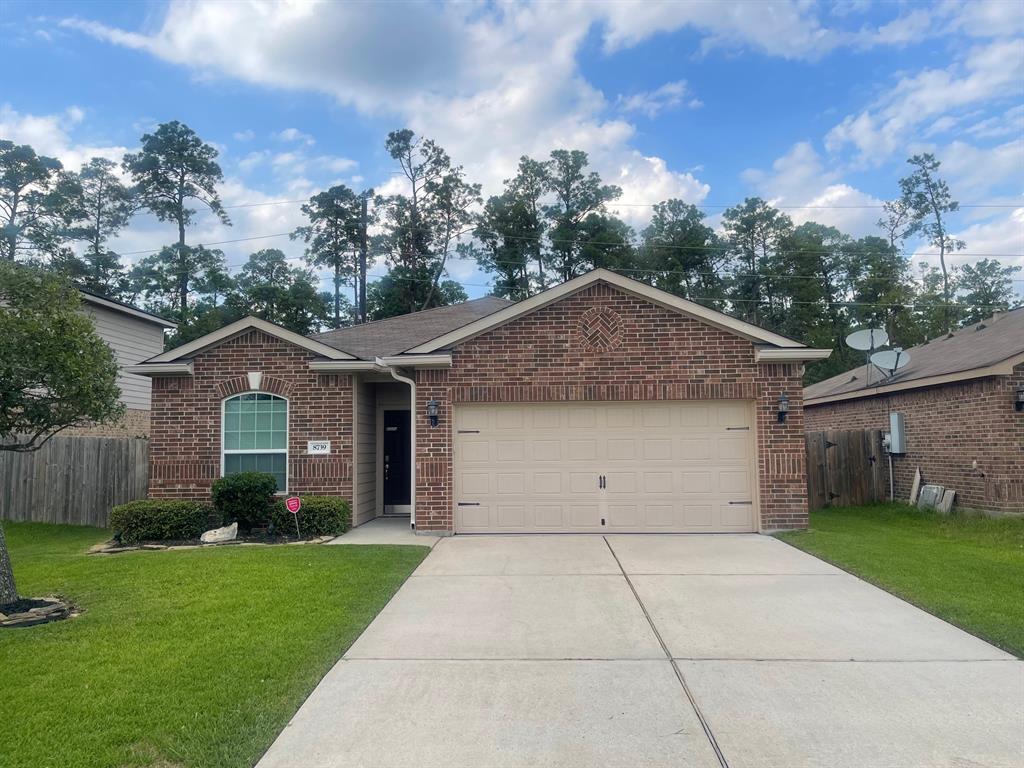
[378,358,416,531]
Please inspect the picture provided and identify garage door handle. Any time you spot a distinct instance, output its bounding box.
[457,502,480,507]
[726,426,750,431]
[728,501,753,505]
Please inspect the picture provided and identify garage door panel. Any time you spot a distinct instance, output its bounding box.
[454,401,756,533]
[642,439,673,460]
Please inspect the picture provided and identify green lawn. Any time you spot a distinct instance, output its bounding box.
[777,503,1024,658]
[0,522,429,768]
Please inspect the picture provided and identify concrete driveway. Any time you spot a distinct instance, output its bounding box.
[258,534,1023,768]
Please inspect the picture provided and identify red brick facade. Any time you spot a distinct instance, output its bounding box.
[414,283,808,531]
[805,364,1024,514]
[148,284,811,530]
[149,329,353,500]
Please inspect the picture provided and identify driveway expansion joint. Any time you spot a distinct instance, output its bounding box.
[603,536,730,768]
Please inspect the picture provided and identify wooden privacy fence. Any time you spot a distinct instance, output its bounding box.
[805,429,886,510]
[0,436,148,528]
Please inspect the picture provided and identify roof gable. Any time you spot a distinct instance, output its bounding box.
[405,269,812,355]
[143,316,356,364]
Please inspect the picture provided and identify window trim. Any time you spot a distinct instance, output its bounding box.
[221,391,290,493]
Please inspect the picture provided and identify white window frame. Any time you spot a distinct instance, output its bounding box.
[221,391,290,493]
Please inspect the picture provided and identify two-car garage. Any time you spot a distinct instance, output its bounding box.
[453,400,758,534]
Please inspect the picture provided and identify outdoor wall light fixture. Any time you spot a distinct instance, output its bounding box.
[777,393,790,423]
[1015,385,1024,413]
[426,399,440,427]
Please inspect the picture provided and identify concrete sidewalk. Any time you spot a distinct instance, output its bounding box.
[259,534,1023,768]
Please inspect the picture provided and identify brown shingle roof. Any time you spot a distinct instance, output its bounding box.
[311,296,513,359]
[805,307,1024,402]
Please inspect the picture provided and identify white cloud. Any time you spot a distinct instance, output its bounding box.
[912,208,1024,278]
[0,104,127,171]
[938,139,1024,198]
[742,142,885,236]
[232,129,255,141]
[617,81,695,119]
[274,127,315,146]
[826,38,1024,163]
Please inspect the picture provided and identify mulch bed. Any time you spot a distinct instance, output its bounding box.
[89,533,336,554]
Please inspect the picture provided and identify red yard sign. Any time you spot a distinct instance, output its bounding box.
[285,496,302,514]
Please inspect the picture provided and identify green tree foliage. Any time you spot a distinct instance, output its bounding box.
[0,140,83,265]
[292,185,370,328]
[956,258,1022,325]
[0,262,123,451]
[374,129,480,317]
[638,200,724,307]
[897,154,965,332]
[123,121,230,322]
[226,248,331,334]
[68,157,135,297]
[721,197,793,326]
[130,244,232,328]
[367,265,467,321]
[543,149,623,282]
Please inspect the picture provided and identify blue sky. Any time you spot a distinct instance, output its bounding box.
[2,1,1022,298]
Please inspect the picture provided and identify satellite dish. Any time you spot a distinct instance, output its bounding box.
[846,328,889,351]
[870,348,911,377]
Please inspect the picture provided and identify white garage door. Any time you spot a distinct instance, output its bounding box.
[453,401,757,533]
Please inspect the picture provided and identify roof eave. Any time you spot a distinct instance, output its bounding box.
[805,352,1024,406]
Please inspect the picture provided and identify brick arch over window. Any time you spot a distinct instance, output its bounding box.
[214,375,294,399]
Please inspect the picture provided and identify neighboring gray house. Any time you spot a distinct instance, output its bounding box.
[68,290,177,437]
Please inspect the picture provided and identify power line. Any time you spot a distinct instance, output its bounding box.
[215,197,1021,211]
[117,226,1024,261]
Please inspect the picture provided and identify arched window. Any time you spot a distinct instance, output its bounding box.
[222,392,288,492]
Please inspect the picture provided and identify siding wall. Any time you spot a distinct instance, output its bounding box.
[84,304,167,410]
[353,377,377,525]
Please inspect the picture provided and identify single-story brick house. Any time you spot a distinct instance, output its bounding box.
[804,307,1024,514]
[128,269,831,534]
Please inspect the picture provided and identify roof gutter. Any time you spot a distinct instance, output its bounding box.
[125,362,193,376]
[376,357,417,532]
[754,347,833,363]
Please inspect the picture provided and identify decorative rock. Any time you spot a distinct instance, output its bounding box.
[141,544,168,550]
[89,540,118,553]
[200,522,238,543]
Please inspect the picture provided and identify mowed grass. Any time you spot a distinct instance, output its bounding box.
[777,503,1024,657]
[0,522,429,768]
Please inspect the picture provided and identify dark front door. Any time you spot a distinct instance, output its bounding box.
[383,409,411,508]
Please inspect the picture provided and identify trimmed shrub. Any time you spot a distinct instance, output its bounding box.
[110,500,216,544]
[211,472,277,531]
[269,496,351,538]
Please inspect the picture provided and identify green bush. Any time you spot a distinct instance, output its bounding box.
[211,472,277,531]
[269,496,351,538]
[110,500,216,544]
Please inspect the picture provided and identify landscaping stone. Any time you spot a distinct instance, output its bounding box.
[200,522,238,543]
[0,597,74,628]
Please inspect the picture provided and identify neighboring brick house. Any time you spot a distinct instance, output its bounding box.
[805,308,1024,514]
[65,290,176,437]
[129,269,831,533]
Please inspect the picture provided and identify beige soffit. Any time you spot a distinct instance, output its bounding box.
[142,316,357,364]
[754,347,833,363]
[79,291,178,329]
[804,351,1024,406]
[405,268,807,353]
[125,362,193,377]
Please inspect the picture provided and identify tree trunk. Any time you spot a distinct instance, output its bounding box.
[358,196,368,324]
[333,262,341,329]
[0,523,17,608]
